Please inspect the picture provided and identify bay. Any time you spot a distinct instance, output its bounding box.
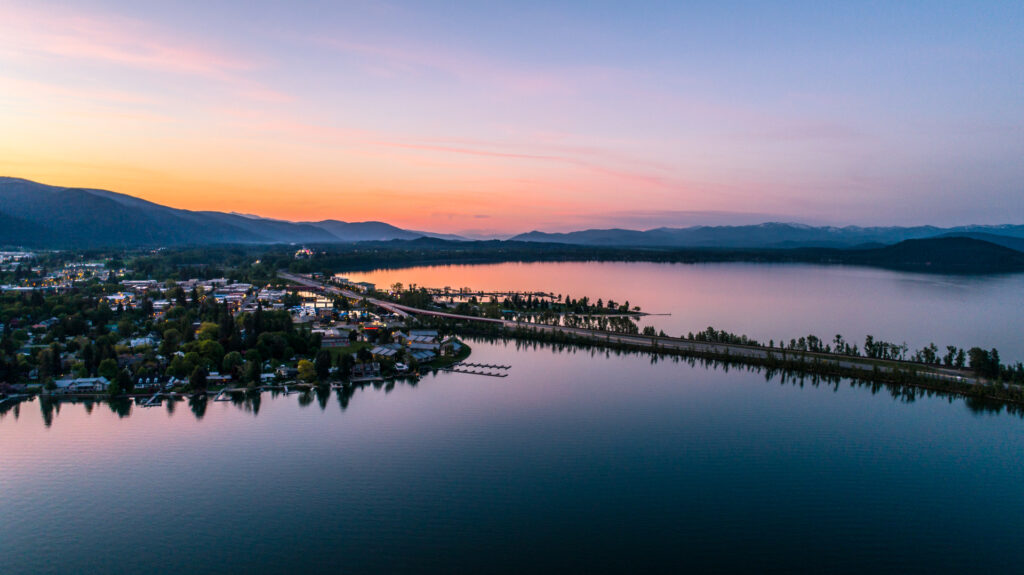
[342,261,1024,362]
[2,338,1023,574]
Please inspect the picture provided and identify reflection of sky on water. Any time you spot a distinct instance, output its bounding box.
[346,262,1024,361]
[3,339,1024,574]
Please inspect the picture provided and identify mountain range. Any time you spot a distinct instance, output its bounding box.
[2,177,1024,253]
[0,177,464,248]
[510,223,1024,250]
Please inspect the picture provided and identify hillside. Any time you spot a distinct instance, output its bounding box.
[775,236,1024,273]
[0,177,458,248]
[512,222,1024,250]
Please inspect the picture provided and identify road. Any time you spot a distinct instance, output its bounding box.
[279,271,979,386]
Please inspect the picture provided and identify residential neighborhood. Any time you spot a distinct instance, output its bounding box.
[0,251,467,404]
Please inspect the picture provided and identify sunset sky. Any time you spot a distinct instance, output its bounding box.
[1,0,1021,234]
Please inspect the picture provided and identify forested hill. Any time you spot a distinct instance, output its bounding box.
[0,177,462,248]
[792,237,1024,273]
[511,222,1024,249]
[278,236,1024,275]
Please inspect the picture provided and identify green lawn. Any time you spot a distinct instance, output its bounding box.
[325,341,373,359]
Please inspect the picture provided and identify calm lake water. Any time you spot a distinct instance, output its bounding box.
[344,261,1024,362]
[2,339,1023,574]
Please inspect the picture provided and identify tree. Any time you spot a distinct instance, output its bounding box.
[315,350,332,382]
[356,347,373,363]
[189,366,208,392]
[242,361,261,386]
[198,340,225,369]
[116,369,133,395]
[98,358,119,382]
[167,355,194,379]
[36,348,58,381]
[197,322,219,341]
[117,318,135,338]
[337,353,354,380]
[968,347,1001,378]
[943,346,959,367]
[160,328,181,355]
[222,351,244,379]
[297,359,317,383]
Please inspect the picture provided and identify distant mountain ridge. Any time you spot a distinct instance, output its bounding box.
[3,177,1023,252]
[511,222,1024,249]
[0,177,465,248]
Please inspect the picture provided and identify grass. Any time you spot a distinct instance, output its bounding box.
[325,341,373,359]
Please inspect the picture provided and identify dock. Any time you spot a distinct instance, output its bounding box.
[455,362,511,370]
[437,361,512,378]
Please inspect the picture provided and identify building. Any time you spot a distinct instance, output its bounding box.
[351,362,381,380]
[370,344,403,359]
[52,377,109,394]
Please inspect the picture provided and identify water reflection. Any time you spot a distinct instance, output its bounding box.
[4,337,1021,428]
[343,261,1024,361]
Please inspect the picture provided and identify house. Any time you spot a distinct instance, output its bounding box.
[409,329,439,340]
[130,335,158,349]
[321,336,350,348]
[52,377,109,394]
[133,377,165,392]
[410,350,436,362]
[206,372,232,385]
[370,343,403,359]
[409,341,440,353]
[351,362,381,380]
[276,366,298,379]
[439,336,462,357]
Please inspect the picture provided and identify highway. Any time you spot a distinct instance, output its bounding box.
[278,271,980,386]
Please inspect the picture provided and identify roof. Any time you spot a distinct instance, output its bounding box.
[409,342,439,351]
[53,377,109,389]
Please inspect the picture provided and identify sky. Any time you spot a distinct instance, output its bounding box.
[0,0,1022,235]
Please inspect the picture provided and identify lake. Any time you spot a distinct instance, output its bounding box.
[2,338,1023,574]
[342,261,1024,362]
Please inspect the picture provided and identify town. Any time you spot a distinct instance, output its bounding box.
[2,246,1023,412]
[0,250,468,404]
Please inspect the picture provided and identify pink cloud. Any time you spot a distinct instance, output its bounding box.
[0,75,154,105]
[316,36,628,98]
[0,3,288,102]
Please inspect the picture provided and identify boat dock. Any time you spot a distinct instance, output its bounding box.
[438,362,512,378]
[456,362,511,369]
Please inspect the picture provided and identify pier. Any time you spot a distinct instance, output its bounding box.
[437,361,512,378]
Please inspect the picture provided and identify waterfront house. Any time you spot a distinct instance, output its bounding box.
[370,343,403,359]
[206,372,232,385]
[52,377,109,394]
[351,362,381,380]
[440,336,461,357]
[410,350,436,362]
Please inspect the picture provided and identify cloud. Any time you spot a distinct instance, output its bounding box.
[0,2,289,102]
[316,36,629,98]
